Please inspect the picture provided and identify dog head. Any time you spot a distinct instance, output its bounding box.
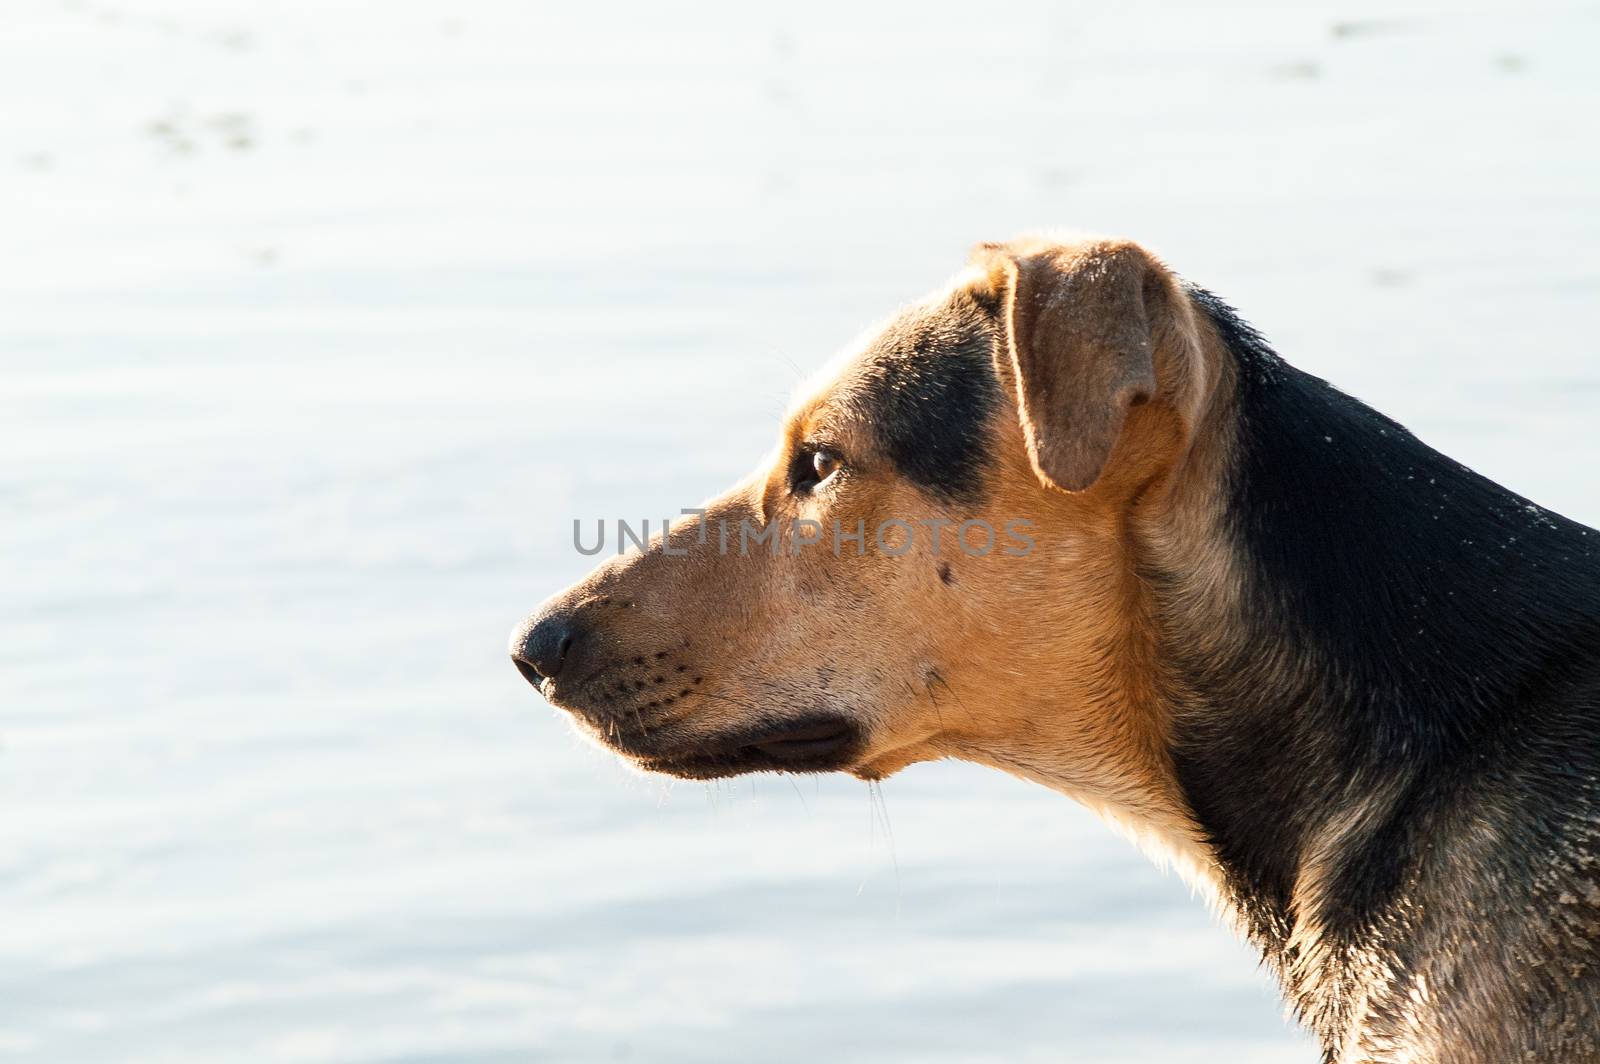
[511,237,1215,811]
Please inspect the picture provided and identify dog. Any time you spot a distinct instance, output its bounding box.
[510,237,1600,1063]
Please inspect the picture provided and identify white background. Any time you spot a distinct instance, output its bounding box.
[3,1,1598,1060]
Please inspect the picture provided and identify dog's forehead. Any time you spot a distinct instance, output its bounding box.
[791,284,985,418]
[789,284,1002,504]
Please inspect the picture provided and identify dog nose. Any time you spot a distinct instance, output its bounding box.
[510,610,580,686]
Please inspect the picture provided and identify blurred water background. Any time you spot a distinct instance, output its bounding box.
[4,1,1598,1060]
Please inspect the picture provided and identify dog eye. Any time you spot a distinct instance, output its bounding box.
[812,449,842,485]
[790,447,844,494]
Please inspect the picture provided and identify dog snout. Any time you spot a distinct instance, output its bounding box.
[510,607,582,686]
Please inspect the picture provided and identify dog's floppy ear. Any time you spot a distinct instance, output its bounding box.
[984,240,1189,493]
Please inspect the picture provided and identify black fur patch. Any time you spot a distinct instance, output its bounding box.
[1167,285,1600,1041]
[853,295,1000,506]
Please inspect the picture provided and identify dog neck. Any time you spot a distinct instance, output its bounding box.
[1129,287,1600,1058]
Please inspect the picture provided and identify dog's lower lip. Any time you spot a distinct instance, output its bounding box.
[749,722,851,759]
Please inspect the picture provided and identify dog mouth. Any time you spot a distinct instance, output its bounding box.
[747,720,853,758]
[629,715,860,780]
[535,672,863,780]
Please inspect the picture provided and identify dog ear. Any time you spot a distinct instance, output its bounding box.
[990,241,1187,493]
